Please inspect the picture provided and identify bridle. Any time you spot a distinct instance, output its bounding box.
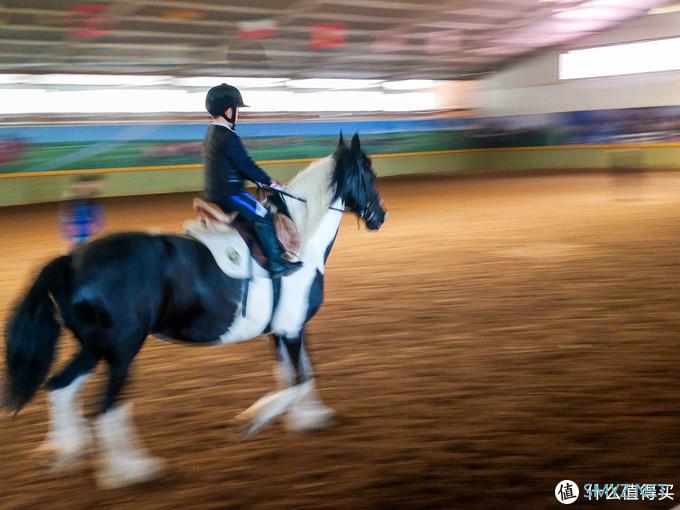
[261,158,379,221]
[329,155,379,221]
[333,193,380,223]
[268,187,375,219]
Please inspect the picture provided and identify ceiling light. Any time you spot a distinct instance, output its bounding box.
[0,74,31,84]
[285,79,382,89]
[382,80,439,90]
[29,74,172,86]
[173,77,288,88]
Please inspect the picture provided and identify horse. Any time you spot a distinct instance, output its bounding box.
[2,133,386,489]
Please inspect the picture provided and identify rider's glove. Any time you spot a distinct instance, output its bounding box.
[269,181,283,190]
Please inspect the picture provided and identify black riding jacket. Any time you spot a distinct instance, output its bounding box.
[203,124,272,205]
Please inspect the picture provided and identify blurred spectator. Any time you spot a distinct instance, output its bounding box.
[59,174,105,246]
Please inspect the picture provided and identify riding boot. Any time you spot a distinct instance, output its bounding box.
[253,216,302,277]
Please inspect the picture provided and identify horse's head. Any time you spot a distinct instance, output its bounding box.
[332,133,387,231]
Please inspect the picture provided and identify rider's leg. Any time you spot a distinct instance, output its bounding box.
[221,191,267,223]
[253,214,302,277]
[222,192,301,277]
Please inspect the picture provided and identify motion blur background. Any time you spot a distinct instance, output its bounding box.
[1,1,680,509]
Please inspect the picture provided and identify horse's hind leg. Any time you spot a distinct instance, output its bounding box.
[273,331,334,432]
[39,347,99,471]
[94,338,164,489]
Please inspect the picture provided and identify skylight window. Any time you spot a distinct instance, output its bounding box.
[559,37,680,79]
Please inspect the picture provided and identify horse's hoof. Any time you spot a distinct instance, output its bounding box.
[285,406,335,432]
[35,441,92,474]
[96,456,165,489]
[285,389,336,432]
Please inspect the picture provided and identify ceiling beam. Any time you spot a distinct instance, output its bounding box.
[0,23,222,42]
[138,0,279,16]
[317,0,428,11]
[292,0,480,78]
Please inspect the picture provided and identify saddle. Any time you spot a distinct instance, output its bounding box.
[184,198,300,279]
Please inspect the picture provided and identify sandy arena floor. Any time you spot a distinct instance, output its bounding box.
[1,170,680,509]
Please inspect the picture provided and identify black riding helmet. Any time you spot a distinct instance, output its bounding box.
[205,83,248,123]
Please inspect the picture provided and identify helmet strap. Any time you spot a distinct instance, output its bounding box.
[222,107,237,129]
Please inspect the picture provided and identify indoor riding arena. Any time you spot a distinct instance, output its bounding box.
[1,2,679,510]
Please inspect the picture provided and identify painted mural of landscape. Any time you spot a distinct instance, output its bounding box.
[1,106,678,175]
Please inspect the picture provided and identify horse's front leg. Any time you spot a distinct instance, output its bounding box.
[236,330,333,437]
[273,330,335,432]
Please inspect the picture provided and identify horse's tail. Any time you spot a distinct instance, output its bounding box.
[3,255,71,413]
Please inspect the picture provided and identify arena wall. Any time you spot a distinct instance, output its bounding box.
[1,145,678,207]
[1,115,678,206]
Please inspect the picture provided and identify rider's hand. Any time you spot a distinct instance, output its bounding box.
[269,181,283,190]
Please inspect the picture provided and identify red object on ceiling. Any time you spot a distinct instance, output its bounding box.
[69,5,113,38]
[238,19,276,40]
[310,23,347,49]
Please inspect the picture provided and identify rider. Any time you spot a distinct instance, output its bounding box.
[203,83,302,277]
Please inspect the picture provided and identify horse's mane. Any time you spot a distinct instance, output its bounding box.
[284,153,338,247]
[331,142,366,203]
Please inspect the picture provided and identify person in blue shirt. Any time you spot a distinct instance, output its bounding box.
[203,83,301,277]
[59,174,104,247]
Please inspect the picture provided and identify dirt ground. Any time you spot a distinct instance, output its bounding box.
[1,170,680,509]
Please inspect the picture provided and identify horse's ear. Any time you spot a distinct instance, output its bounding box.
[351,132,360,154]
[338,131,345,147]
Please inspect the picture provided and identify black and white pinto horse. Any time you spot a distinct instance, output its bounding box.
[3,133,386,489]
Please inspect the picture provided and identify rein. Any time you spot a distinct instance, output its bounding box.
[263,173,377,219]
[259,184,307,204]
[264,183,347,214]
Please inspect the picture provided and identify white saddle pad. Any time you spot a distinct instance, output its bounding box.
[184,219,268,280]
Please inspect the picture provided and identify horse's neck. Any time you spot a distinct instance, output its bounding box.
[284,156,342,251]
[300,199,343,265]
